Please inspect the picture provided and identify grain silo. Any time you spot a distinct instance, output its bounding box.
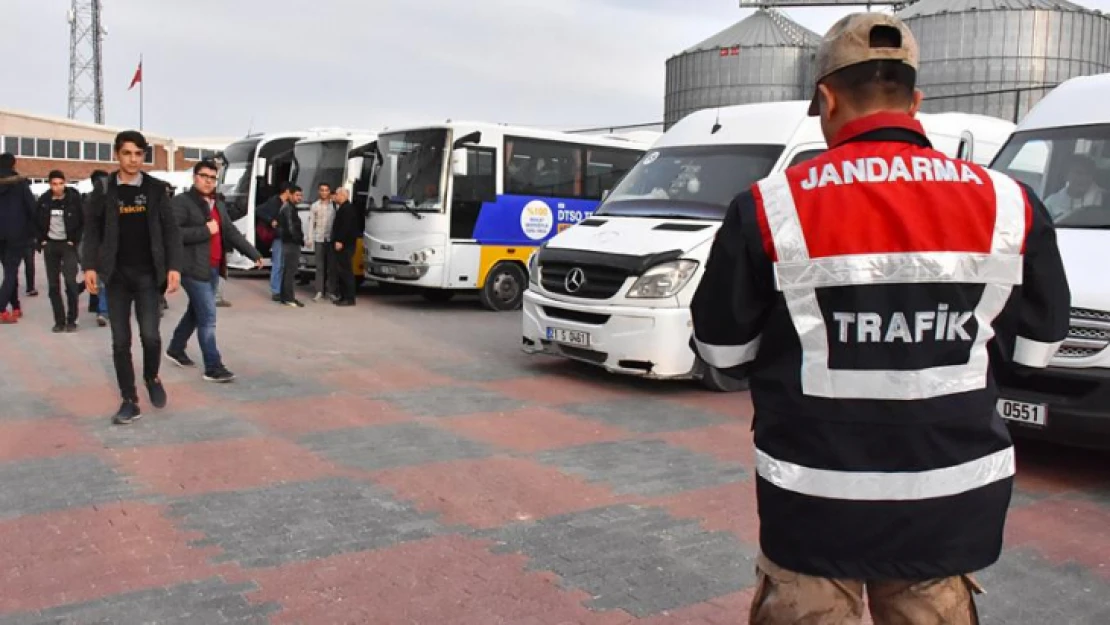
[664,9,820,128]
[900,0,1110,121]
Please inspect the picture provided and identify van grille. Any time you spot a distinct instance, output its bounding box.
[541,263,630,300]
[1058,308,1110,360]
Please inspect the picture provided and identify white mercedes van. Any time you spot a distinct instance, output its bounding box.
[522,101,1016,390]
[988,74,1110,450]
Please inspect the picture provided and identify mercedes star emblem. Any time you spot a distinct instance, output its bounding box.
[565,267,587,293]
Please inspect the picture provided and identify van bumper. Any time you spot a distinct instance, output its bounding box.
[996,365,1110,450]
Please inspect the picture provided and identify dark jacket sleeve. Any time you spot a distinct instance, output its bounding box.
[221,204,261,261]
[81,188,105,271]
[171,193,212,246]
[1008,183,1071,368]
[23,183,39,243]
[70,190,84,245]
[34,192,48,243]
[159,192,184,274]
[689,190,776,380]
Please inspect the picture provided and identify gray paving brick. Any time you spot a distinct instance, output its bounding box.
[207,370,332,402]
[374,384,526,417]
[168,477,443,568]
[977,549,1110,625]
[0,392,61,421]
[562,398,729,433]
[483,504,754,617]
[425,358,545,382]
[536,439,746,497]
[298,422,492,471]
[88,408,261,448]
[0,578,279,625]
[0,455,134,519]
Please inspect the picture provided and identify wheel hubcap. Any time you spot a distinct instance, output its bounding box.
[494,272,519,303]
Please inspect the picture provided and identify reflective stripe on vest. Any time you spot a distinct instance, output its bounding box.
[755,167,1028,401]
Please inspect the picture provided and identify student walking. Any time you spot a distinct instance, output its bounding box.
[0,153,38,324]
[82,131,183,425]
[166,161,262,382]
[36,170,84,332]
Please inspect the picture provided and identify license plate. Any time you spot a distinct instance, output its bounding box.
[376,265,396,276]
[547,327,590,347]
[997,399,1048,427]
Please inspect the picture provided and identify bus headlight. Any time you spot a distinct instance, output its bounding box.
[409,247,436,265]
[627,260,699,299]
[527,251,541,286]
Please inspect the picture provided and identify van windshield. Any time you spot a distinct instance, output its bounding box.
[992,125,1110,229]
[595,144,784,220]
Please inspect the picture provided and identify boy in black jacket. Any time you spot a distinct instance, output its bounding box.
[277,185,306,307]
[82,131,184,425]
[36,170,85,332]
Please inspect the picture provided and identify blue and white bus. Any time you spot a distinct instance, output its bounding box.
[363,122,652,311]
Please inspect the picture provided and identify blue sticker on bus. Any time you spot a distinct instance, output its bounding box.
[472,194,602,246]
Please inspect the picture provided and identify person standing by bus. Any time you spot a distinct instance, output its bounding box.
[690,13,1070,623]
[309,182,336,301]
[83,130,184,425]
[258,183,291,302]
[277,185,306,307]
[330,187,360,306]
[36,170,84,332]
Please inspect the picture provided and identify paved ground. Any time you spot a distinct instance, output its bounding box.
[0,271,1108,624]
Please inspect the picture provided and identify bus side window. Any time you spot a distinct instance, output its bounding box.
[451,148,496,239]
[505,137,583,199]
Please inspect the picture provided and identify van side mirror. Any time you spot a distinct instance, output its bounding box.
[958,131,975,163]
[451,148,469,177]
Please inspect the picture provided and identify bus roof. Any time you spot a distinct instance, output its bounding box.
[377,120,652,150]
[657,101,820,149]
[1016,73,1110,132]
[294,129,377,144]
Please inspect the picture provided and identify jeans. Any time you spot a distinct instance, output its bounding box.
[280,241,301,302]
[270,239,284,295]
[334,246,356,302]
[170,267,221,371]
[44,241,80,325]
[0,240,26,312]
[106,266,163,401]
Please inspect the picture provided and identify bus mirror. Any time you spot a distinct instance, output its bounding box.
[451,148,469,177]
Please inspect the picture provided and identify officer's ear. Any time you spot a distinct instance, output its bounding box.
[816,83,837,118]
[908,89,924,116]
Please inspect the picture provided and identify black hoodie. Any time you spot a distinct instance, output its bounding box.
[36,187,84,245]
[0,170,37,245]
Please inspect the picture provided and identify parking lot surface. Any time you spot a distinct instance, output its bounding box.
[0,275,1107,624]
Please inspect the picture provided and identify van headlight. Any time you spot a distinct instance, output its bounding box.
[527,250,541,286]
[627,260,699,299]
[409,247,436,265]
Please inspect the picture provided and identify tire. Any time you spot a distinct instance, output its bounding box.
[698,359,750,393]
[422,290,455,303]
[479,262,527,312]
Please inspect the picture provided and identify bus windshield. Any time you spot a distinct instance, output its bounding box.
[371,129,447,212]
[992,125,1110,229]
[294,140,349,203]
[595,144,784,221]
[217,139,260,197]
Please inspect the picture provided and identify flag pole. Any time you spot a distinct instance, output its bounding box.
[139,54,144,131]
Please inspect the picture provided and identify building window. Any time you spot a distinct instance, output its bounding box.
[144,145,154,165]
[67,141,81,160]
[202,149,217,160]
[37,138,50,158]
[3,137,17,156]
[84,141,97,161]
[52,140,66,159]
[98,143,111,162]
[183,148,200,161]
[21,137,34,157]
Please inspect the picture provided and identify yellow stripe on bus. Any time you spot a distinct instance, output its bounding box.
[478,245,536,287]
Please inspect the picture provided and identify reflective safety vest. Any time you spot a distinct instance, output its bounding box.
[690,113,1071,580]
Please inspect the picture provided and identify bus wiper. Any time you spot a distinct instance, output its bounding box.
[386,197,424,220]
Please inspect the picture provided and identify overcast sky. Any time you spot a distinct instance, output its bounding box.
[3,0,1109,139]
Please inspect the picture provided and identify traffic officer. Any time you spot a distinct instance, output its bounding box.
[690,13,1070,625]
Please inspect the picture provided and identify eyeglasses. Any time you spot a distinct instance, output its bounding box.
[196,173,218,182]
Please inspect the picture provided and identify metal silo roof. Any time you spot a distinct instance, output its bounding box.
[682,8,821,53]
[898,0,1093,19]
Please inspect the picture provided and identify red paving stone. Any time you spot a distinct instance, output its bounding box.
[51,381,215,420]
[663,391,755,422]
[235,393,410,435]
[322,362,456,394]
[656,422,755,466]
[371,456,624,528]
[0,503,224,613]
[246,535,636,625]
[650,480,760,544]
[442,406,633,453]
[1005,498,1110,582]
[112,437,339,496]
[0,419,99,462]
[486,373,637,405]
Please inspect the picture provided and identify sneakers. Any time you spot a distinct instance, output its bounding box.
[12,308,22,320]
[26,289,38,297]
[145,378,167,409]
[203,366,236,383]
[216,299,231,308]
[272,294,282,302]
[0,312,17,324]
[97,315,107,327]
[283,299,305,308]
[52,324,65,333]
[334,299,355,307]
[313,292,324,302]
[65,323,78,333]
[165,349,196,368]
[112,400,142,425]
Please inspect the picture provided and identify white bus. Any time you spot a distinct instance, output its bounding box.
[291,130,377,282]
[522,101,1016,391]
[363,121,651,311]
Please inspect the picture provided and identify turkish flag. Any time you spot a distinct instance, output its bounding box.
[128,61,142,90]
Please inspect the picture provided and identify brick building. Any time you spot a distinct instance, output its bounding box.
[0,108,233,183]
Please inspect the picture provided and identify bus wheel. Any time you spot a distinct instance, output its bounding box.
[480,262,526,312]
[422,290,455,303]
[697,358,750,393]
